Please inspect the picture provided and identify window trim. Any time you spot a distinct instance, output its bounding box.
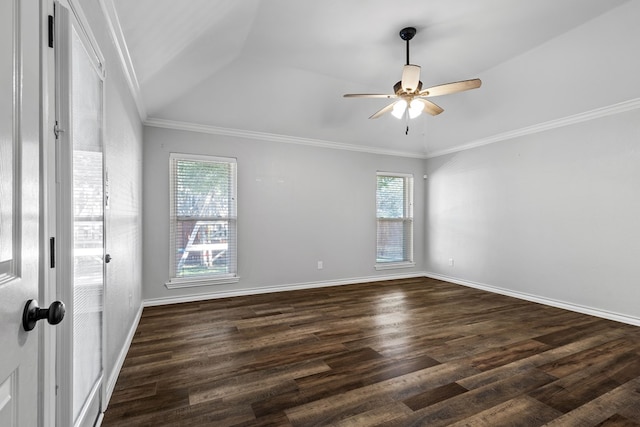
[166,153,238,288]
[375,171,415,270]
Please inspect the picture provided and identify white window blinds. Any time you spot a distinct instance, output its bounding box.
[169,154,237,285]
[376,172,414,266]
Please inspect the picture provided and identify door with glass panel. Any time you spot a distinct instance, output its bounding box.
[55,2,105,426]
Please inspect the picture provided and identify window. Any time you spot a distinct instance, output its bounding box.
[168,153,237,287]
[376,172,414,269]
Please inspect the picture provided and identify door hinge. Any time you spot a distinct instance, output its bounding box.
[48,15,54,48]
[50,237,55,268]
[54,121,65,139]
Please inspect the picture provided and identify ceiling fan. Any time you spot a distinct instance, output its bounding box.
[344,27,481,121]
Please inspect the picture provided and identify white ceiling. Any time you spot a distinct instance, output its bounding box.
[110,0,631,156]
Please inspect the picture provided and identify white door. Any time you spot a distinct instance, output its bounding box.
[0,0,47,426]
[54,3,105,426]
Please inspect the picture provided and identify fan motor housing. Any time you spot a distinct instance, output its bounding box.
[394,80,422,95]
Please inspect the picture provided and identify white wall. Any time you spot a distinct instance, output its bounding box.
[425,107,640,322]
[142,126,426,302]
[424,0,640,324]
[77,0,144,392]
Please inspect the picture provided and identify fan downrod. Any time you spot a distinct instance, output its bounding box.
[399,27,416,65]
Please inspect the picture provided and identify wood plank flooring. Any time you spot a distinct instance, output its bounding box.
[102,278,640,426]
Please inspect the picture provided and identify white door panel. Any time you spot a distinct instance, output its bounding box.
[0,0,44,426]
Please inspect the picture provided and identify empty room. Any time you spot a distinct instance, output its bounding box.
[2,0,640,426]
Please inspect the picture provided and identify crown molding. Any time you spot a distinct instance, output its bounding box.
[98,0,147,120]
[144,117,428,159]
[426,97,640,158]
[145,97,640,160]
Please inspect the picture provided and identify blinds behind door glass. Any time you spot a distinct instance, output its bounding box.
[71,25,103,424]
[170,156,237,279]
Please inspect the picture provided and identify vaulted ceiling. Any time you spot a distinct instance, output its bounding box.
[108,0,633,157]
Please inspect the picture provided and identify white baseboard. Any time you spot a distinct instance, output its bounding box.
[424,272,640,327]
[103,304,143,410]
[143,271,427,307]
[144,271,640,326]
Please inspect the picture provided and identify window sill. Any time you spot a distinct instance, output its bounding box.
[375,261,416,271]
[165,275,239,289]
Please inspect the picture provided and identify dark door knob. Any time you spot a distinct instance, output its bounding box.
[22,299,66,331]
[105,253,112,263]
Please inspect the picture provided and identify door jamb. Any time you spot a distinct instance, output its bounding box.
[40,0,58,425]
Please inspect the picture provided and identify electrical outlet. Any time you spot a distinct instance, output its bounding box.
[449,258,454,267]
[317,261,323,270]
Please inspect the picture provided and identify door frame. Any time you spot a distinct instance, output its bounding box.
[41,0,58,423]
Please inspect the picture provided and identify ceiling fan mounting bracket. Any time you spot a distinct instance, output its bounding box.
[399,27,416,41]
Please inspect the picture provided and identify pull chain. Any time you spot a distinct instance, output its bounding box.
[405,109,410,135]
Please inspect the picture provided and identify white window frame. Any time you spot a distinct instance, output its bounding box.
[375,172,415,270]
[166,153,239,288]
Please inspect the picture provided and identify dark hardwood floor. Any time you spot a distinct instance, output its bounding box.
[102,278,640,426]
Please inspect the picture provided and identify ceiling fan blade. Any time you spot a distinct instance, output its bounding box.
[401,64,421,92]
[420,78,481,97]
[421,99,444,116]
[369,102,396,119]
[344,93,397,98]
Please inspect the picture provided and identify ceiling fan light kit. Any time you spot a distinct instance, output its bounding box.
[409,99,425,118]
[344,26,482,127]
[391,99,408,119]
